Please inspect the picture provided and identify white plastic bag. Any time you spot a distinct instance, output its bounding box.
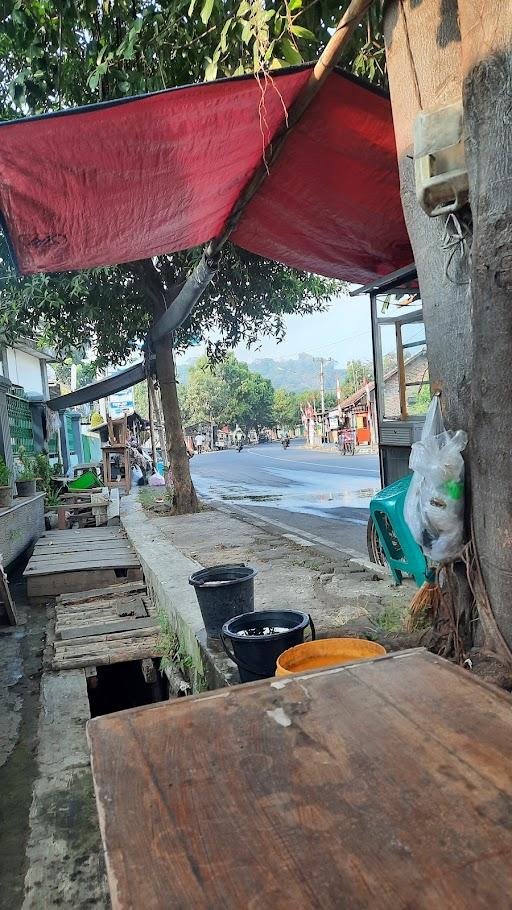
[404,395,467,562]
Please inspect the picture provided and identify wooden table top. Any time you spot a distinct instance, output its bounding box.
[87,649,512,909]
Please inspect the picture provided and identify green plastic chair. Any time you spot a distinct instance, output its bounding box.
[370,475,428,587]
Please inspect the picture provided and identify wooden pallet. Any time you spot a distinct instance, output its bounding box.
[52,581,161,670]
[24,528,142,602]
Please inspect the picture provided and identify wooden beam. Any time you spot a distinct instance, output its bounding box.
[395,322,408,421]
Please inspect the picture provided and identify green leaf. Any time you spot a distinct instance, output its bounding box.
[269,57,287,69]
[236,0,250,16]
[88,71,101,91]
[200,0,215,26]
[233,64,245,76]
[129,18,143,36]
[280,37,301,65]
[290,24,316,41]
[204,58,218,81]
[188,0,197,15]
[241,19,252,44]
[288,0,302,9]
[220,19,231,52]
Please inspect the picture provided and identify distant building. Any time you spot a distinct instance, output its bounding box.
[329,350,429,447]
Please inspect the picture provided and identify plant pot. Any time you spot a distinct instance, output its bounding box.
[188,563,257,639]
[16,479,36,497]
[0,485,13,509]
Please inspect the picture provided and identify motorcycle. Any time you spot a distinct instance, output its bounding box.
[339,428,355,456]
[237,442,244,453]
[281,437,290,449]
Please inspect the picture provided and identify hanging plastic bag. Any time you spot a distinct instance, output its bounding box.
[404,395,467,562]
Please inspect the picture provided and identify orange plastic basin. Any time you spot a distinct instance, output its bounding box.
[275,638,386,676]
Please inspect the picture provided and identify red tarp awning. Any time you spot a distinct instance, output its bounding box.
[0,66,412,283]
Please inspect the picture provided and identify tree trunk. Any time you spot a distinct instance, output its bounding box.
[383,1,474,655]
[153,314,199,514]
[459,3,512,648]
[383,0,471,430]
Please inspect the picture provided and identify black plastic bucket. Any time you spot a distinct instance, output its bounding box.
[189,563,257,639]
[221,610,315,683]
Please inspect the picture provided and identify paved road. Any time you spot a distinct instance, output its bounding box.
[190,441,381,554]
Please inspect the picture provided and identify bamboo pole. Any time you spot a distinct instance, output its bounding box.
[207,0,376,256]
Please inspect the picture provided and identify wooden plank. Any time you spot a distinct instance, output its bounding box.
[26,555,138,572]
[57,616,156,640]
[57,596,148,621]
[39,530,125,541]
[55,642,161,669]
[57,582,147,605]
[28,549,137,566]
[33,539,135,555]
[88,651,512,910]
[54,627,159,651]
[27,568,143,600]
[24,555,140,576]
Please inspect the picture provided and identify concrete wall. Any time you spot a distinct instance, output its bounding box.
[0,494,45,567]
[5,348,45,395]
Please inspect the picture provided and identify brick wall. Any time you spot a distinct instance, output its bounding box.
[0,493,45,567]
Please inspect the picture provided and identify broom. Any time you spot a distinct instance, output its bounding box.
[405,567,442,632]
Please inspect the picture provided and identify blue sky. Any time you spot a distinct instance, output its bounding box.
[178,287,374,368]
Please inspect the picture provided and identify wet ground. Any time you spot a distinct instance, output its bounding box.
[0,579,46,910]
[190,441,381,553]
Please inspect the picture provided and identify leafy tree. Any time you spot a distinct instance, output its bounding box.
[53,357,98,390]
[297,389,337,410]
[273,388,300,428]
[0,0,384,512]
[180,353,274,432]
[133,381,149,419]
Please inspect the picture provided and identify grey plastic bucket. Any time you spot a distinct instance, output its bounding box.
[189,563,257,639]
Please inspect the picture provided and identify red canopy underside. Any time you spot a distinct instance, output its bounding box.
[0,66,412,283]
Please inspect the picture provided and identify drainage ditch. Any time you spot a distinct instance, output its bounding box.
[86,659,168,717]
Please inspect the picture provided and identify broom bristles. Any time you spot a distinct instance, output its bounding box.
[405,581,442,632]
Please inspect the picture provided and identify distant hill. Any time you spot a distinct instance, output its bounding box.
[250,354,346,393]
[177,353,346,393]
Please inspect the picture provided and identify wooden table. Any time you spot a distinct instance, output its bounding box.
[87,650,512,909]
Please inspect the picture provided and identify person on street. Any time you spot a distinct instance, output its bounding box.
[234,427,245,452]
[194,432,205,454]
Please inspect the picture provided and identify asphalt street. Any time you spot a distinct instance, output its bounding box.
[190,440,381,554]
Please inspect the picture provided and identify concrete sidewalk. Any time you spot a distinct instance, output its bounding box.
[121,495,416,692]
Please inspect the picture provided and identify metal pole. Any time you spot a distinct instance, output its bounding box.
[320,359,326,443]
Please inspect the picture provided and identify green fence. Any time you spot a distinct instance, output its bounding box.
[7,388,34,456]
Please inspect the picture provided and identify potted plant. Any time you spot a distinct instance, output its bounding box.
[16,447,37,497]
[0,458,13,509]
